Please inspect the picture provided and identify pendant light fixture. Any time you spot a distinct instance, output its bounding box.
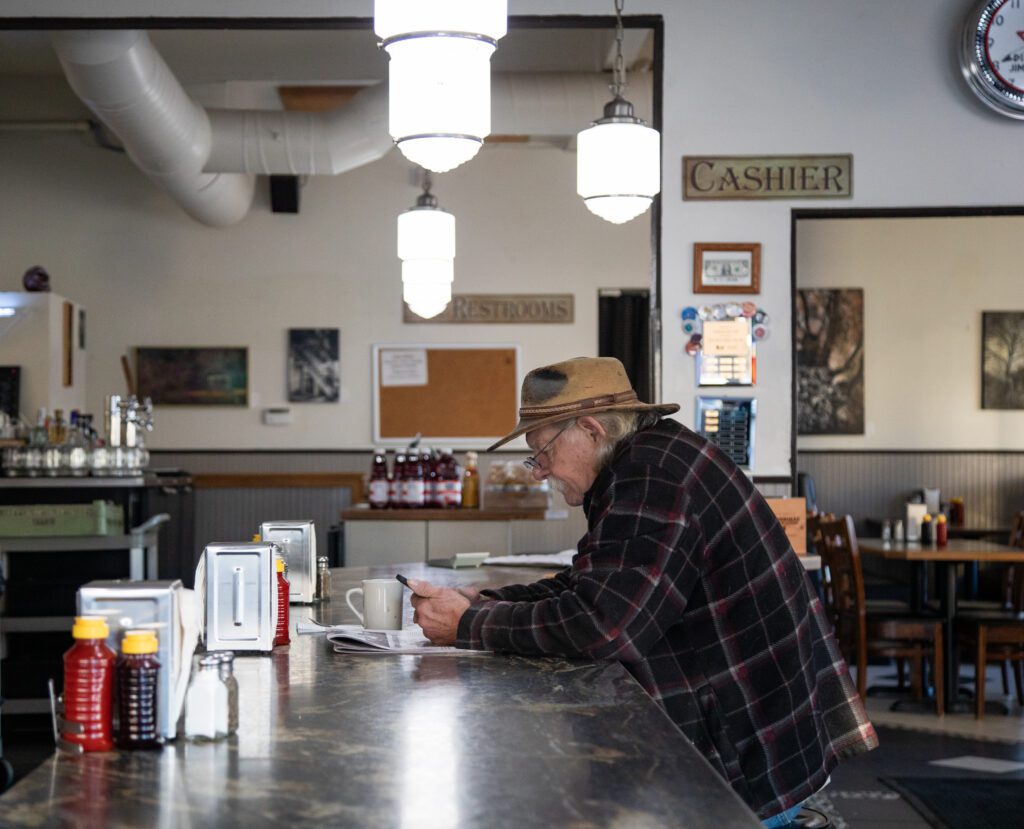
[398,172,456,320]
[374,0,508,174]
[576,0,661,224]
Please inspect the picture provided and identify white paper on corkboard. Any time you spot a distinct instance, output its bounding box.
[766,497,807,554]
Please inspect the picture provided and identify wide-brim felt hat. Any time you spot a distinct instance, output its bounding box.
[486,356,680,451]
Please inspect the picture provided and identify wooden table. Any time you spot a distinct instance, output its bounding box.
[859,538,1024,713]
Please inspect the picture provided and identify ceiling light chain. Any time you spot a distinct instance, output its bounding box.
[611,0,626,99]
[575,0,661,225]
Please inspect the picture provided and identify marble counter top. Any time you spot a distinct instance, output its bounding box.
[1,563,760,828]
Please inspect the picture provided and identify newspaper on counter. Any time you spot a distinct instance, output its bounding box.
[312,623,467,655]
[482,549,576,568]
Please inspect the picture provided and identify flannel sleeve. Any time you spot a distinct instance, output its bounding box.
[456,462,704,661]
[477,568,573,602]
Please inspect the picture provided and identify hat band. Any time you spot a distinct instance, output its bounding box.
[519,390,638,418]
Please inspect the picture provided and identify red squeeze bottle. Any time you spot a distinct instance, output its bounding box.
[62,616,116,751]
[274,557,291,646]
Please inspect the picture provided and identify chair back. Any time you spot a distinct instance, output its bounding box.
[815,515,867,658]
[1008,511,1024,613]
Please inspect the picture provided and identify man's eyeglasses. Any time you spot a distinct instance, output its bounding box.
[523,421,575,471]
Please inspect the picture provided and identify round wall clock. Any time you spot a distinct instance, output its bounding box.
[960,0,1024,118]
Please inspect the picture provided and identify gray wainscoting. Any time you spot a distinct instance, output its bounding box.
[797,451,1024,530]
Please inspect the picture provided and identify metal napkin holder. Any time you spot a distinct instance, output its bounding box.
[259,520,317,604]
[203,541,278,653]
[48,679,84,755]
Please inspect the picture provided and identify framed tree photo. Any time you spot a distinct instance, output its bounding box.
[693,243,761,294]
[982,311,1024,409]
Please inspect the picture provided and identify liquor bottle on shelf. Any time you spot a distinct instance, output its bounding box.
[461,451,479,509]
[368,448,390,509]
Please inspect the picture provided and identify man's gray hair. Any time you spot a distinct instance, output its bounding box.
[591,410,662,469]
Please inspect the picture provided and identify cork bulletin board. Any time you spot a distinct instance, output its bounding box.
[372,344,519,444]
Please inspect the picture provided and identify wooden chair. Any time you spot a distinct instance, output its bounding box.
[958,511,1024,718]
[816,515,944,712]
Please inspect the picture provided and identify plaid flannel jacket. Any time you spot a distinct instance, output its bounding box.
[457,419,877,819]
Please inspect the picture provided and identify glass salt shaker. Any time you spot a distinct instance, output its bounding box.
[316,557,332,603]
[881,519,893,544]
[184,654,229,742]
[215,652,239,736]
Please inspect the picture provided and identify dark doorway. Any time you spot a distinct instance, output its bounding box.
[599,289,651,402]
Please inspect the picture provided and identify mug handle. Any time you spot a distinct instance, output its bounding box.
[345,587,364,623]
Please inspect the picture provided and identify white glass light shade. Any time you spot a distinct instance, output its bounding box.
[385,36,494,173]
[398,207,456,319]
[402,260,454,319]
[577,121,661,224]
[374,0,508,41]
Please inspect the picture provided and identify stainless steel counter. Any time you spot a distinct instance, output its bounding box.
[0,563,760,828]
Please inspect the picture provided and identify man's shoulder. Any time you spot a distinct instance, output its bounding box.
[621,418,711,468]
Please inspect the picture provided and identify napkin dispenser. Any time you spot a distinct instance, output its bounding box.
[203,541,278,653]
[259,520,316,604]
[77,579,188,740]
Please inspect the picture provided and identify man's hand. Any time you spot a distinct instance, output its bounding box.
[408,579,471,646]
[455,585,486,602]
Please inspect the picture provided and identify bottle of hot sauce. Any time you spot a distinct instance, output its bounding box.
[391,452,406,508]
[62,616,116,751]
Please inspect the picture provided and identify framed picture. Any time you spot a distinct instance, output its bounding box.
[136,347,248,406]
[693,243,761,294]
[288,328,340,403]
[982,311,1024,409]
[795,289,864,434]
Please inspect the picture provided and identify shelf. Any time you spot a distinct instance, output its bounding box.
[0,476,145,489]
[0,616,73,633]
[341,507,559,522]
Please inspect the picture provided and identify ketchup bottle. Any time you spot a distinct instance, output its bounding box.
[274,557,290,646]
[404,449,426,509]
[368,448,390,509]
[425,447,440,508]
[62,616,116,751]
[442,448,462,508]
[392,452,406,509]
[116,630,161,750]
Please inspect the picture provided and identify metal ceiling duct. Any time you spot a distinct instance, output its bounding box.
[52,30,653,226]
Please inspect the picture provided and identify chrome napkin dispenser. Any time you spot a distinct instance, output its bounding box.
[259,520,316,604]
[77,579,185,740]
[203,542,277,653]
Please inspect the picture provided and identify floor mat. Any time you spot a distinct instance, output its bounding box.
[881,777,1024,829]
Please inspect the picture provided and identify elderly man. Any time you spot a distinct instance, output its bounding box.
[409,357,876,826]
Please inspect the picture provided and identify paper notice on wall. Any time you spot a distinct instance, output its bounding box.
[380,349,428,387]
[766,497,807,554]
[702,318,751,357]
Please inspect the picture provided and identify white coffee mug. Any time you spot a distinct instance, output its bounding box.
[345,579,404,630]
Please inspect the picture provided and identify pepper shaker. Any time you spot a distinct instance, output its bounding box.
[316,557,332,602]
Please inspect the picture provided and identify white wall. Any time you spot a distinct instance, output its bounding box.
[796,215,1024,451]
[0,131,648,448]
[5,0,1024,472]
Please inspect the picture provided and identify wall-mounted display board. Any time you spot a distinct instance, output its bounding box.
[696,396,756,469]
[372,344,519,445]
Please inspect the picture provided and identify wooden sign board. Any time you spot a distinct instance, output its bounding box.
[683,155,852,200]
[766,497,807,554]
[404,294,574,324]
